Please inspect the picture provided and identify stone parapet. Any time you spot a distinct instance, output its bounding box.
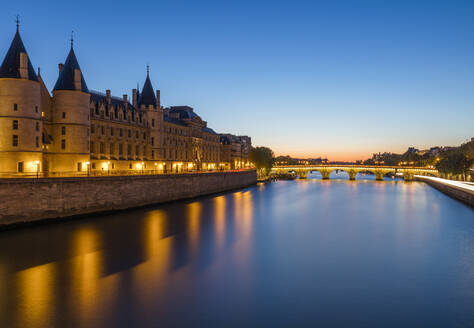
[0,170,257,226]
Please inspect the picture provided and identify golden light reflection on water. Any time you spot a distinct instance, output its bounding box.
[71,227,102,325]
[187,202,202,253]
[16,262,56,328]
[131,210,173,313]
[233,190,254,269]
[214,196,227,250]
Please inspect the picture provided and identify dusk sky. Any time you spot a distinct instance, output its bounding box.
[1,0,473,161]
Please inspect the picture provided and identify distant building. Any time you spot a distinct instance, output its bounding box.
[0,26,251,175]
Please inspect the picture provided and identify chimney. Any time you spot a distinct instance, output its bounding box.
[74,69,82,90]
[19,53,28,79]
[132,89,137,107]
[106,90,111,104]
[58,63,64,73]
[123,94,128,103]
[156,90,160,109]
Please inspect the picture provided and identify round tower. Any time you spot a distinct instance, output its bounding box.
[138,67,163,163]
[0,25,42,175]
[50,41,90,173]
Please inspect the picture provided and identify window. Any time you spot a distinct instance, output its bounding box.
[12,135,18,147]
[12,120,18,130]
[110,143,114,155]
[61,126,66,135]
[151,137,154,146]
[128,130,131,138]
[17,162,23,173]
[143,132,146,140]
[36,122,39,131]
[36,136,39,148]
[136,131,139,138]
[120,128,123,137]
[92,163,96,169]
[136,145,139,156]
[111,127,114,136]
[91,124,95,133]
[101,126,105,135]
[77,162,82,172]
[14,104,18,111]
[151,150,154,159]
[35,106,38,113]
[90,141,94,153]
[129,163,132,169]
[61,139,66,150]
[62,112,66,119]
[100,142,104,154]
[127,144,131,156]
[119,144,123,155]
[152,119,155,127]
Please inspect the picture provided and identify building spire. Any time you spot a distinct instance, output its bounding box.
[147,64,150,76]
[70,30,74,48]
[16,15,20,32]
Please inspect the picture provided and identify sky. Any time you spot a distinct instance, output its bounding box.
[1,0,473,161]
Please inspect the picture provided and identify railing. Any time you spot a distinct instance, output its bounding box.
[0,168,254,179]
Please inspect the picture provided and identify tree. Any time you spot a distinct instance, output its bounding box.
[249,146,274,176]
[436,152,473,176]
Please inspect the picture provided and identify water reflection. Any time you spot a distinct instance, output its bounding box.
[0,180,473,327]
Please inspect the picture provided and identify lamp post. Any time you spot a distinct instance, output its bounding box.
[35,160,40,178]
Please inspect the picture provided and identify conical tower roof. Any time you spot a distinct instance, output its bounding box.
[0,27,39,81]
[138,67,156,107]
[53,44,88,93]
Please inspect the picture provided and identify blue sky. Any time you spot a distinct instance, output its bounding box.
[1,0,473,160]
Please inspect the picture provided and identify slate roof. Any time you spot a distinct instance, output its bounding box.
[53,46,88,93]
[0,29,38,81]
[89,90,135,109]
[138,73,156,107]
[202,126,217,134]
[164,115,187,126]
[169,106,198,119]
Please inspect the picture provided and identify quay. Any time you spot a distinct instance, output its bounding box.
[0,169,257,227]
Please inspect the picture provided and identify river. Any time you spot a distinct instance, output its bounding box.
[0,173,473,327]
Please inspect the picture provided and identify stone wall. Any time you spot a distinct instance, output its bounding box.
[416,176,474,207]
[0,170,257,226]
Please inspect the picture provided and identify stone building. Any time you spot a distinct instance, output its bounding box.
[0,26,251,175]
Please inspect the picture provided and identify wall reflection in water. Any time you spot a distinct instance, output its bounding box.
[0,180,473,327]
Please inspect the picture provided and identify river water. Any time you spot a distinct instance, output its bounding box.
[0,173,473,327]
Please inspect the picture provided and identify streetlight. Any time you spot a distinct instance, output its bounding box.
[35,160,40,178]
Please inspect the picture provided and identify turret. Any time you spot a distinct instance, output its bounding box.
[0,22,43,174]
[138,66,162,161]
[50,38,90,173]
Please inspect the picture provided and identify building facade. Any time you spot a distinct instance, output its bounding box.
[0,26,251,175]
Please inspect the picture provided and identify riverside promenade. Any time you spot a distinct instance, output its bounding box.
[415,175,474,207]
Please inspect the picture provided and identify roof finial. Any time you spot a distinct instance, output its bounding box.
[147,64,150,76]
[16,15,20,31]
[70,30,74,48]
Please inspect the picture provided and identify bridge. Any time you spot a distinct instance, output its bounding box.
[272,165,439,181]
